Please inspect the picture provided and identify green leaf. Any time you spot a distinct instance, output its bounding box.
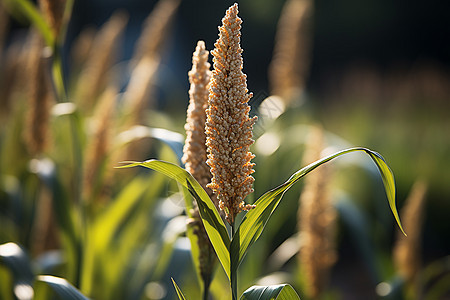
[91,175,153,250]
[34,275,90,300]
[4,0,54,46]
[240,284,301,300]
[0,242,34,300]
[115,126,185,164]
[117,160,231,279]
[30,158,81,283]
[232,147,405,272]
[171,278,187,300]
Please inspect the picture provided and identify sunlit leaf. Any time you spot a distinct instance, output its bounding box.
[171,278,187,300]
[115,126,185,164]
[34,275,90,300]
[0,243,34,300]
[117,160,231,279]
[240,284,300,300]
[91,175,153,250]
[81,172,165,298]
[232,147,405,272]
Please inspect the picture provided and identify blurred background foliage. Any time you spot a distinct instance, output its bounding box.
[0,0,449,299]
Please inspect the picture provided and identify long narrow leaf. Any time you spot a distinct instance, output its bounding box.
[34,275,90,300]
[240,284,300,300]
[0,243,34,300]
[5,0,54,46]
[117,160,231,279]
[171,278,187,300]
[115,126,185,164]
[232,147,405,272]
[91,175,155,250]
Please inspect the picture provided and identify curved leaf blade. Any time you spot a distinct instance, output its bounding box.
[6,0,54,46]
[232,147,405,272]
[171,278,187,300]
[240,284,301,300]
[0,243,34,300]
[115,126,185,164]
[117,160,231,279]
[34,275,90,300]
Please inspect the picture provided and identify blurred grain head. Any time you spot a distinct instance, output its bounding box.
[74,11,128,113]
[132,0,181,62]
[268,0,313,105]
[297,126,337,299]
[38,0,66,38]
[118,0,180,161]
[82,86,118,206]
[393,179,427,295]
[23,31,54,156]
[70,26,96,71]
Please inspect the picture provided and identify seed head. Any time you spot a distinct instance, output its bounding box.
[393,180,427,289]
[298,126,337,299]
[205,3,257,224]
[182,41,213,192]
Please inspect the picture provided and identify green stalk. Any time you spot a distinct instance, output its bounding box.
[202,284,209,300]
[51,44,66,103]
[231,222,237,300]
[51,34,85,289]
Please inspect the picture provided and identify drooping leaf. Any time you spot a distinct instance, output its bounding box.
[0,243,34,300]
[232,147,405,272]
[240,284,301,300]
[171,278,187,300]
[115,126,185,164]
[117,160,231,279]
[34,275,90,300]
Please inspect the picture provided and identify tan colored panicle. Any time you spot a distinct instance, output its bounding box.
[38,0,66,37]
[133,0,180,61]
[182,41,213,192]
[298,126,337,299]
[70,26,96,69]
[205,3,257,225]
[24,32,53,155]
[183,41,217,291]
[393,180,427,290]
[119,0,179,161]
[122,56,160,126]
[75,12,128,112]
[82,86,117,203]
[268,0,313,103]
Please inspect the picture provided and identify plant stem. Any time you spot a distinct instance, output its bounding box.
[231,222,237,300]
[202,284,209,300]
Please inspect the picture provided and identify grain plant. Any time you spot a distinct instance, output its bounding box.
[0,1,411,300]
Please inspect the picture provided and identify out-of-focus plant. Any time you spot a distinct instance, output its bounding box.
[0,0,187,299]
